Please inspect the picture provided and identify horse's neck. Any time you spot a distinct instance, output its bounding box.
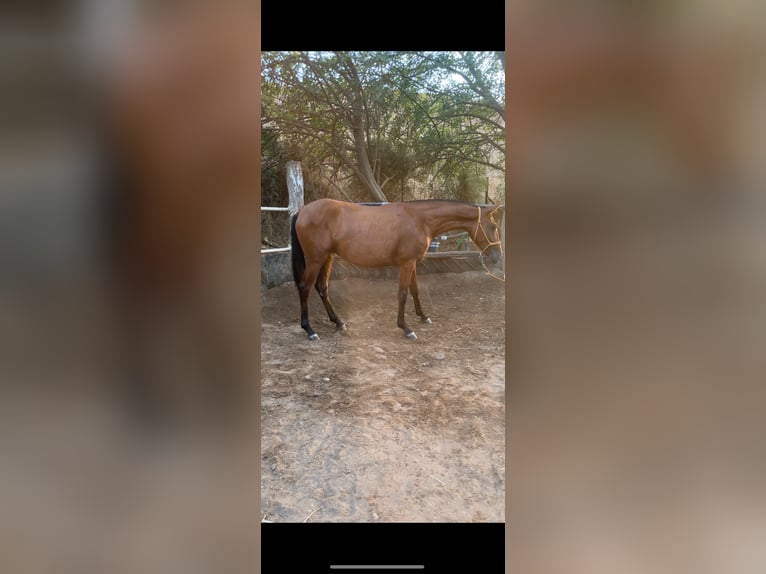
[422,203,478,237]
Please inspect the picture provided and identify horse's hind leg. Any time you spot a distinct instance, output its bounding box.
[409,267,431,324]
[397,261,417,339]
[315,256,346,331]
[298,262,322,341]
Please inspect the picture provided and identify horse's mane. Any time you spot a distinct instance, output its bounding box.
[354,199,483,207]
[403,199,478,206]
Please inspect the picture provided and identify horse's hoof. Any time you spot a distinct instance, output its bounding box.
[421,317,432,324]
[308,333,320,341]
[406,331,418,340]
[337,323,347,331]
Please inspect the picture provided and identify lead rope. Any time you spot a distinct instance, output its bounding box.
[474,206,505,282]
[481,259,506,282]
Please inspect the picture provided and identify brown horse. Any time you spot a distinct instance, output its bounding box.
[290,199,503,340]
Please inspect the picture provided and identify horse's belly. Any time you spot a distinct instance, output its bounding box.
[334,242,426,268]
[334,245,389,267]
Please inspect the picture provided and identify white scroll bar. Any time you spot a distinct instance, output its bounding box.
[330,566,424,570]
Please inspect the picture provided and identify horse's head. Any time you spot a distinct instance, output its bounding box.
[473,205,504,266]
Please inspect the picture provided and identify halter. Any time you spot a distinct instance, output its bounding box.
[473,206,505,282]
[473,206,503,254]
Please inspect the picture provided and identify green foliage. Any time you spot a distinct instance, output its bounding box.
[261,51,505,202]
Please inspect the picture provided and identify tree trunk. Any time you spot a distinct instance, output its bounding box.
[351,96,387,202]
[285,161,304,216]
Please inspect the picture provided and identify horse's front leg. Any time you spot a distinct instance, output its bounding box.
[397,262,417,339]
[409,267,431,324]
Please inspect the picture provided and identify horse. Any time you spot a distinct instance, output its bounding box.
[290,199,503,341]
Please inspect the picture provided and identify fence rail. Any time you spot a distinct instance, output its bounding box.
[261,205,292,254]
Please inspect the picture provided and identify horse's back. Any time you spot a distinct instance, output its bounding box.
[299,199,402,226]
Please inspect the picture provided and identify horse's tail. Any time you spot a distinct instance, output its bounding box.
[290,212,305,286]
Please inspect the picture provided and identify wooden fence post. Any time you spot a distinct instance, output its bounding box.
[500,206,506,272]
[286,161,304,217]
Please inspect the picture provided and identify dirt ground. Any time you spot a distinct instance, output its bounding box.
[260,270,505,522]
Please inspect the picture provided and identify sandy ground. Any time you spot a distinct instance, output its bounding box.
[260,270,506,522]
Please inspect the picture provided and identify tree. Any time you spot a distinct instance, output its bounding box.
[406,51,505,175]
[261,51,505,203]
[262,51,388,201]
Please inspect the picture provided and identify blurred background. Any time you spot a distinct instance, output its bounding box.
[0,1,259,572]
[2,0,766,572]
[507,1,766,573]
